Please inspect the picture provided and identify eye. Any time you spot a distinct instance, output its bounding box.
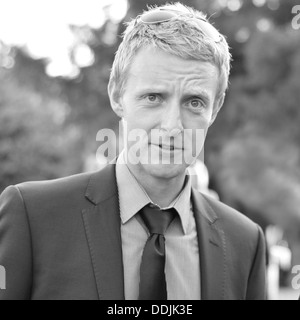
[187,98,205,110]
[146,94,160,102]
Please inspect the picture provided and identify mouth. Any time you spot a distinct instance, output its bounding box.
[159,144,175,151]
[151,143,184,151]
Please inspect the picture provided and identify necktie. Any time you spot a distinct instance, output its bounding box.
[138,204,176,300]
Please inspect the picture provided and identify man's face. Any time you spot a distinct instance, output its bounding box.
[110,46,222,180]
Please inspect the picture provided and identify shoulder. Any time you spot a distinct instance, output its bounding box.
[202,193,258,231]
[1,163,118,215]
[0,171,99,222]
[15,171,94,204]
[195,190,263,248]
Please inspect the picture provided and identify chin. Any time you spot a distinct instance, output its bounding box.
[141,163,187,180]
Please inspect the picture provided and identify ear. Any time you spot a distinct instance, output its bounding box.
[108,80,124,118]
[209,93,225,127]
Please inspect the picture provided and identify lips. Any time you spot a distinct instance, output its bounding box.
[159,144,175,151]
[152,143,184,151]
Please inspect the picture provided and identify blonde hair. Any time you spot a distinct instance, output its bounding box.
[109,2,231,100]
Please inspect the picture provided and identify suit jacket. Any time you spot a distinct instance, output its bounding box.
[0,163,266,300]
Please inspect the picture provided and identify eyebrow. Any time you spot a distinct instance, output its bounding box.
[183,89,211,102]
[135,86,167,94]
[136,86,211,97]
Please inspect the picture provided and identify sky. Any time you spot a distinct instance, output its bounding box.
[0,0,128,77]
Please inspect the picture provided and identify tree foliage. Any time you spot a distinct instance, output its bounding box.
[208,26,300,228]
[0,50,82,192]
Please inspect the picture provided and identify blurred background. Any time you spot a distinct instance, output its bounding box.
[0,0,300,299]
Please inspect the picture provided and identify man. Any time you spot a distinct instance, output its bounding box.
[0,3,266,300]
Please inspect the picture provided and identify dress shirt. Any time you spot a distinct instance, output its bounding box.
[116,151,201,300]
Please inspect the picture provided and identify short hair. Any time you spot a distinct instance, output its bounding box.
[109,2,232,101]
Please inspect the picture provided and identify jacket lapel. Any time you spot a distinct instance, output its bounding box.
[192,189,227,300]
[82,163,124,300]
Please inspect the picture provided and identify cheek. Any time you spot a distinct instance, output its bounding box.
[125,115,153,132]
[182,112,211,131]
[125,107,160,131]
[181,115,210,151]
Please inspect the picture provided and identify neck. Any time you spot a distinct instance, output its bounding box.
[127,165,187,208]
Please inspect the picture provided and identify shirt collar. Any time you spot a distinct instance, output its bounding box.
[116,150,191,234]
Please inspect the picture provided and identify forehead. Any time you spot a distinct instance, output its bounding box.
[125,46,219,94]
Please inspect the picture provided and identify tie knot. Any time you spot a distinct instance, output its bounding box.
[140,204,176,235]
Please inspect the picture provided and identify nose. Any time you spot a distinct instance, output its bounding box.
[160,101,183,136]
